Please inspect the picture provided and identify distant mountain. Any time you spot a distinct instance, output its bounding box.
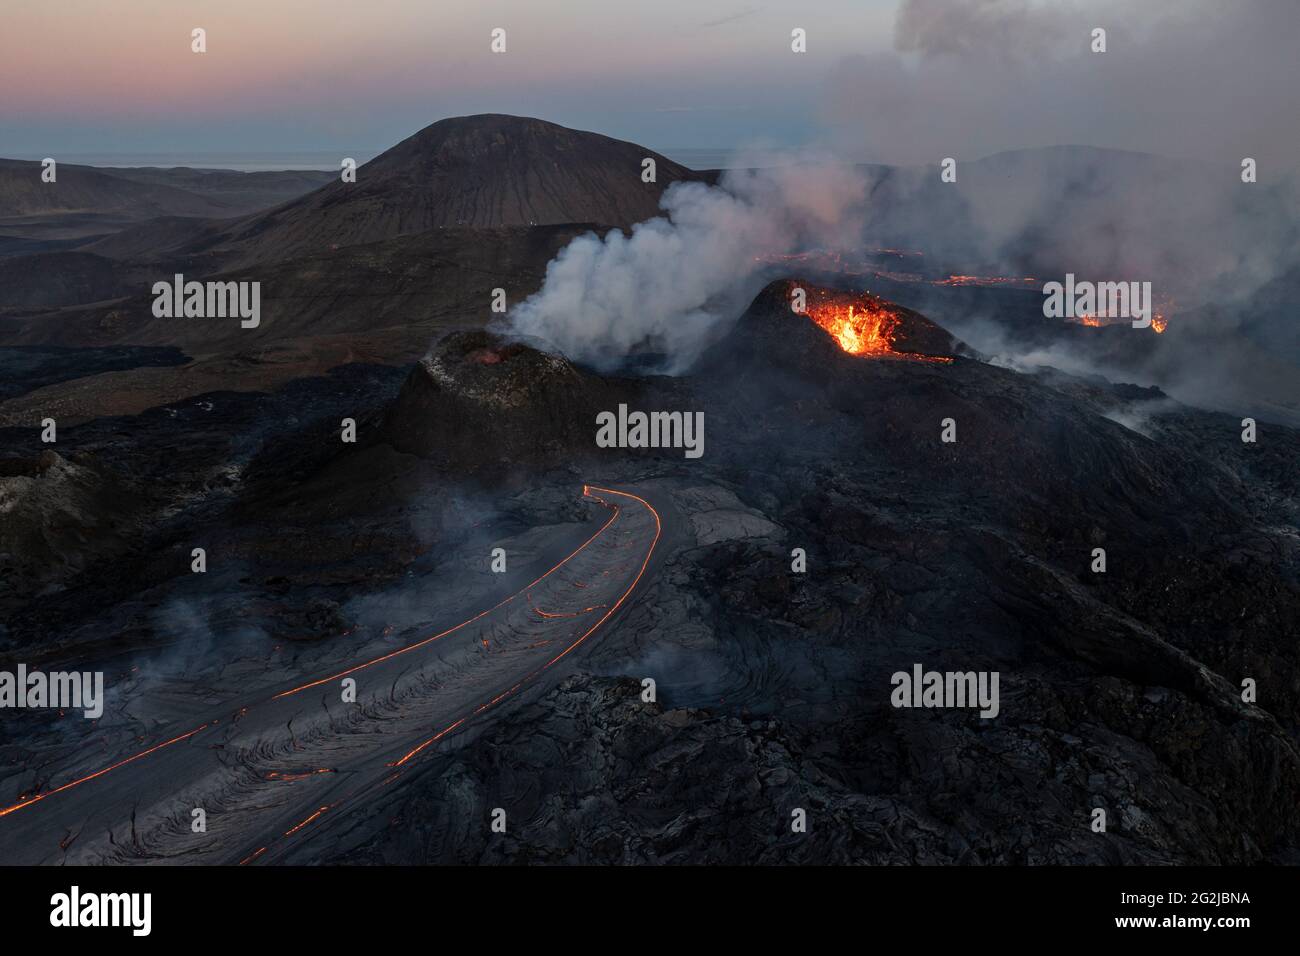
[6,126,1295,425]
[90,166,335,215]
[67,115,706,269]
[0,159,226,220]
[0,224,595,356]
[0,160,335,246]
[362,113,700,226]
[0,159,232,245]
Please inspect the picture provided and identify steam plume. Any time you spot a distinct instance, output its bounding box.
[505,160,867,371]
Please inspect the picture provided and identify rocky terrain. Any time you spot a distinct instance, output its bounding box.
[1,115,1297,866]
[0,159,333,248]
[0,117,715,427]
[289,281,1299,865]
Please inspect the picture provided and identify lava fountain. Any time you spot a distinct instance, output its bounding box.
[802,290,954,362]
[811,301,899,355]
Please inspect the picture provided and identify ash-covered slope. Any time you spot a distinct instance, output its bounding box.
[712,278,976,366]
[88,167,335,214]
[2,276,1296,865]
[0,251,149,309]
[2,225,591,353]
[376,317,714,477]
[696,280,1237,526]
[151,115,704,269]
[315,280,1300,865]
[0,115,707,364]
[0,115,703,334]
[381,330,630,472]
[356,114,700,229]
[0,159,230,223]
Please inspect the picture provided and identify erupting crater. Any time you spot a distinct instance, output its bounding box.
[800,288,955,363]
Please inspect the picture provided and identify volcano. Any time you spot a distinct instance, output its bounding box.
[260,278,1299,865]
[378,329,660,473]
[2,111,1299,871]
[697,278,976,379]
[785,279,968,361]
[0,116,715,421]
[72,115,709,272]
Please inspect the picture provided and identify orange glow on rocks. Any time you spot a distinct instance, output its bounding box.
[800,289,953,363]
[809,300,900,355]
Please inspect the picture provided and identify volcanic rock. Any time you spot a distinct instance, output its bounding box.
[381,329,667,474]
[704,277,975,372]
[317,279,1300,865]
[0,451,144,618]
[0,158,229,223]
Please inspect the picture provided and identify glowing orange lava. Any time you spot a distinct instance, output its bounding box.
[267,768,333,782]
[1070,312,1169,333]
[936,274,1038,287]
[0,723,212,819]
[4,483,663,868]
[389,485,662,770]
[809,301,900,355]
[801,293,953,363]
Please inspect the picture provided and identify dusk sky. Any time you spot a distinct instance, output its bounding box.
[5,0,1297,167]
[6,1,893,156]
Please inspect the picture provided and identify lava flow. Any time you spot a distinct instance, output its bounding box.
[935,274,1039,288]
[1069,312,1169,333]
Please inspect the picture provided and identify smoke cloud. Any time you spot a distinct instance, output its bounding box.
[505,0,1298,418]
[504,160,868,372]
[823,0,1300,168]
[816,0,1300,421]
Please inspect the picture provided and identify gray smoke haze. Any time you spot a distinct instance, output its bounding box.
[860,146,1300,306]
[506,0,1297,419]
[826,0,1300,419]
[505,160,868,371]
[827,0,1300,305]
[824,0,1300,168]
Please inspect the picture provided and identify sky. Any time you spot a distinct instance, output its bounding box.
[3,1,894,156]
[3,0,1297,167]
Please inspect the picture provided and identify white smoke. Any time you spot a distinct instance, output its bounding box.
[504,159,868,372]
